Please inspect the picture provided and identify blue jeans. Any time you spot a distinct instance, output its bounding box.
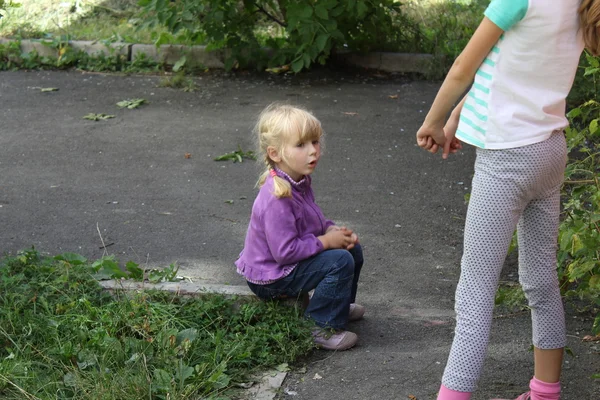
[247,244,364,330]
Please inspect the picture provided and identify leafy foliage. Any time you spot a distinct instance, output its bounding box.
[138,0,413,72]
[0,249,314,399]
[495,283,527,312]
[0,0,19,18]
[560,53,600,334]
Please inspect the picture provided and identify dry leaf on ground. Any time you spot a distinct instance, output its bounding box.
[583,335,600,342]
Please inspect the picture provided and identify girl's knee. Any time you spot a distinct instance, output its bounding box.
[522,282,561,308]
[330,250,355,276]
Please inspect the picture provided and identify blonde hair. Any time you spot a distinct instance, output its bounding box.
[254,103,323,198]
[579,0,600,55]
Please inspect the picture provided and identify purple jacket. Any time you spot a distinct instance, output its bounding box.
[235,172,335,282]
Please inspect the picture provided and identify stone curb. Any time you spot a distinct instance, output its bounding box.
[130,43,226,69]
[99,279,307,310]
[1,38,434,73]
[99,279,254,297]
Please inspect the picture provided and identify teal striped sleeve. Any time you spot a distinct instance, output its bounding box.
[484,0,528,31]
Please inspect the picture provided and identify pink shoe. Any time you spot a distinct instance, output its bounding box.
[312,329,358,351]
[348,303,365,321]
[491,392,530,400]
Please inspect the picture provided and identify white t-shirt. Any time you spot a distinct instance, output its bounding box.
[456,0,584,149]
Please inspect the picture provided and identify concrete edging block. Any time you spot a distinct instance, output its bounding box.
[1,39,130,59]
[131,44,225,68]
[3,37,434,73]
[70,40,130,57]
[20,39,59,58]
[99,279,254,297]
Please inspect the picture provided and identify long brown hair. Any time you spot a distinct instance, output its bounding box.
[579,0,600,55]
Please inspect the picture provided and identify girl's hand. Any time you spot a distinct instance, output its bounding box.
[436,128,463,159]
[416,124,446,151]
[348,233,358,249]
[444,112,460,140]
[417,123,462,159]
[319,228,355,250]
[326,225,341,233]
[340,227,359,249]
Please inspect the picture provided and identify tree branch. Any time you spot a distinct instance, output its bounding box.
[254,3,287,27]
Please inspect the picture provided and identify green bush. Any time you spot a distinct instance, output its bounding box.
[560,53,600,334]
[137,0,412,72]
[0,0,19,16]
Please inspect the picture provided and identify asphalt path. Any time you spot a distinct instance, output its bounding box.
[0,69,598,399]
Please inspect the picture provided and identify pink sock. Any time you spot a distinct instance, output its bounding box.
[437,384,472,400]
[529,377,560,400]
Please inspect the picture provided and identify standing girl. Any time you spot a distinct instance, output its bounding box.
[416,1,600,399]
[235,103,365,351]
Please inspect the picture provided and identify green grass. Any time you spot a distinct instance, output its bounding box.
[157,73,197,91]
[0,0,165,43]
[0,248,314,399]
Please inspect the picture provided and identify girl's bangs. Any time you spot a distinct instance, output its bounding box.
[294,115,322,142]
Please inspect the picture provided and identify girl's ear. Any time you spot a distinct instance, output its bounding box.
[267,146,282,163]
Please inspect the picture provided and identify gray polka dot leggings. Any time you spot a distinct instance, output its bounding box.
[443,133,568,393]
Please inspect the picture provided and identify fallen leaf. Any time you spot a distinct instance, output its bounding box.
[83,113,115,121]
[424,320,449,327]
[388,94,398,99]
[408,395,417,400]
[565,347,575,357]
[184,153,192,159]
[266,64,290,74]
[583,335,600,342]
[224,200,234,204]
[313,373,322,380]
[342,112,358,116]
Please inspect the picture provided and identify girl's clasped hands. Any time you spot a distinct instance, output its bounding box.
[416,118,463,159]
[320,226,358,251]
